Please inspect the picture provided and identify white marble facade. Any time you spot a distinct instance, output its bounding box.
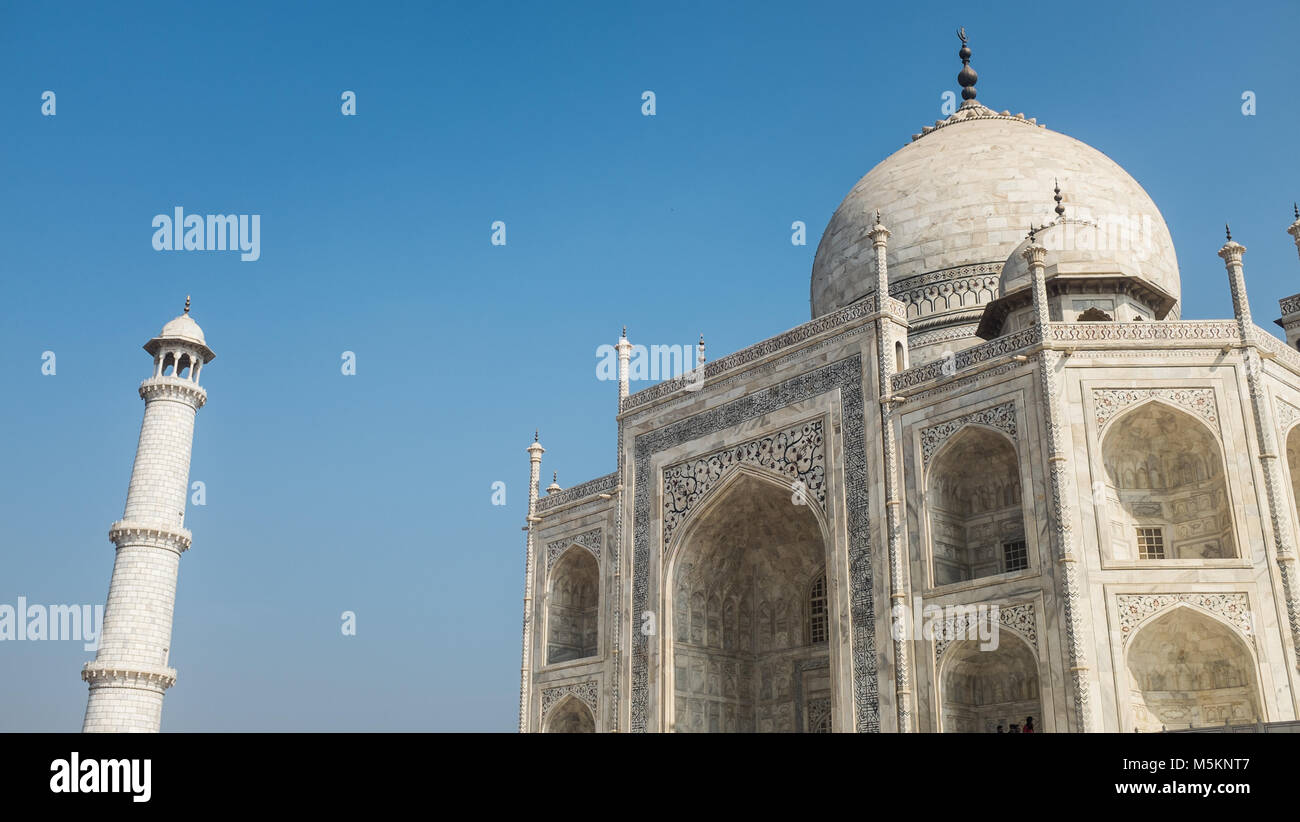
[519,44,1300,733]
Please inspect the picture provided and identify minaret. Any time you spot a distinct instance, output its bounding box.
[869,211,912,732]
[1221,226,1300,673]
[518,431,545,732]
[1026,225,1051,326]
[82,298,215,733]
[1023,223,1093,730]
[1221,224,1252,328]
[616,327,633,402]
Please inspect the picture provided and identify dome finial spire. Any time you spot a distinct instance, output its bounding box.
[1054,180,1065,218]
[183,295,191,315]
[957,27,978,101]
[1226,223,1232,242]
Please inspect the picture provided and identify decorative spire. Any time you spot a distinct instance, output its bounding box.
[1294,203,1298,221]
[868,211,890,298]
[534,429,539,442]
[184,295,191,315]
[957,27,978,101]
[1225,223,1232,242]
[1027,223,1038,242]
[621,325,627,338]
[1054,180,1065,219]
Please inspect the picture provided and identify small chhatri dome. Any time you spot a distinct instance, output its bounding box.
[145,296,215,362]
[546,472,562,494]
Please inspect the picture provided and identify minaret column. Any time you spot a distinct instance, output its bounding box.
[1026,230,1051,327]
[616,327,633,402]
[869,213,912,732]
[83,299,214,733]
[1024,231,1094,731]
[518,432,545,732]
[1220,230,1300,679]
[1221,226,1253,329]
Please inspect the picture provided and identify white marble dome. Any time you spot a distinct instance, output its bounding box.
[809,104,1180,319]
[144,305,215,362]
[999,217,1156,294]
[157,313,207,348]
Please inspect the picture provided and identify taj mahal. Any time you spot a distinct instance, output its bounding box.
[72,32,1300,736]
[515,32,1300,733]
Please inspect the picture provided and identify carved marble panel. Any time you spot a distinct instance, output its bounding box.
[1116,593,1253,648]
[541,679,600,717]
[661,419,825,548]
[920,402,1017,467]
[546,528,602,573]
[1276,398,1300,434]
[933,602,1038,661]
[1092,388,1218,432]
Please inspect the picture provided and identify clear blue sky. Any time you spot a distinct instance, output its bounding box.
[1,0,1297,731]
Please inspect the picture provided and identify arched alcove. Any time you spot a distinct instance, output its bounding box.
[1285,425,1300,522]
[544,696,595,733]
[940,635,1041,732]
[546,547,598,664]
[1126,607,1260,730]
[670,471,829,732]
[1101,402,1236,560]
[927,427,1027,586]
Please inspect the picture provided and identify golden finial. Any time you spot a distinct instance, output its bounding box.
[184,295,191,315]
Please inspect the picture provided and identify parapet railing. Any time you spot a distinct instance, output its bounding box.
[535,472,618,513]
[619,298,884,414]
[890,320,1250,394]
